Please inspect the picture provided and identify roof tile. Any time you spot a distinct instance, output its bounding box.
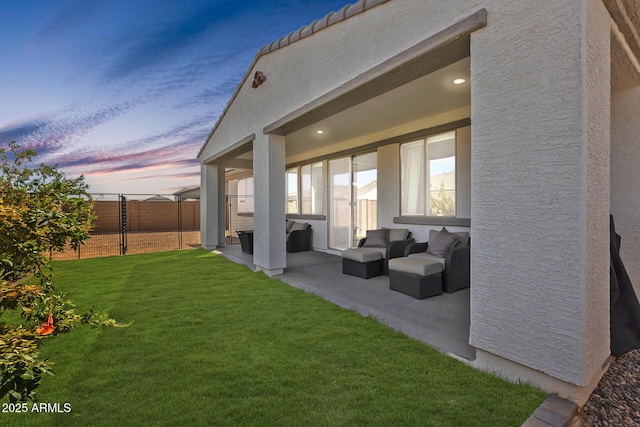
[345,1,365,18]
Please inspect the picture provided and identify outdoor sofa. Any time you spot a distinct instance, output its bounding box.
[236,221,313,255]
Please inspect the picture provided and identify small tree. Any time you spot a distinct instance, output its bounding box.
[429,179,455,217]
[0,141,101,402]
[0,141,95,279]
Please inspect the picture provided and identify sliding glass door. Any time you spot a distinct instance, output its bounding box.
[328,158,351,250]
[328,152,377,250]
[353,152,377,247]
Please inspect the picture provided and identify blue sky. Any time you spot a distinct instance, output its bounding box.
[0,0,350,194]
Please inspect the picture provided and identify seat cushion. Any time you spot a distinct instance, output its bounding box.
[342,248,384,263]
[407,252,446,266]
[389,257,443,276]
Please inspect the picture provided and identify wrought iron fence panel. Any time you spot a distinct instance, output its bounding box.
[50,193,201,260]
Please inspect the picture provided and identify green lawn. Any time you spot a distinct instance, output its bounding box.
[1,249,545,426]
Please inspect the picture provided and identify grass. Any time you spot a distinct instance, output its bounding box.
[2,249,545,426]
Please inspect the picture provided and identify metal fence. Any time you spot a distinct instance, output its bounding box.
[51,193,201,261]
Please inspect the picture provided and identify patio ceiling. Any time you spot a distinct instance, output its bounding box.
[233,56,471,165]
[285,57,471,158]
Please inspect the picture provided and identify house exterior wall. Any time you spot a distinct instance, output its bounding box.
[470,0,610,395]
[200,0,620,401]
[611,86,640,294]
[456,126,472,219]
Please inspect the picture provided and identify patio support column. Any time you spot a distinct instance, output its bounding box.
[253,133,286,276]
[469,0,610,404]
[200,163,226,250]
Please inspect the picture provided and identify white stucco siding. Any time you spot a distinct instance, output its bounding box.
[252,134,287,275]
[470,0,611,386]
[583,0,611,387]
[612,86,640,294]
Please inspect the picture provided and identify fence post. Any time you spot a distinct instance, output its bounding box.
[177,195,183,250]
[119,194,128,255]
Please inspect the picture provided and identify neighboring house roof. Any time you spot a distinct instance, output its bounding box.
[197,0,391,159]
[357,180,378,201]
[173,186,201,200]
[145,195,173,202]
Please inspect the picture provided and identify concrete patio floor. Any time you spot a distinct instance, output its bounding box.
[216,245,475,361]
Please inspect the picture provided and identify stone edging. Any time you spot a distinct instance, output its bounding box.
[521,394,582,427]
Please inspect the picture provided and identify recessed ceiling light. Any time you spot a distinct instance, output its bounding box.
[316,130,324,134]
[453,78,466,85]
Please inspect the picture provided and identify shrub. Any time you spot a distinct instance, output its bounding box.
[0,141,111,403]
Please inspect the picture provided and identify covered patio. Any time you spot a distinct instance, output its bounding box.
[199,0,640,405]
[216,246,474,361]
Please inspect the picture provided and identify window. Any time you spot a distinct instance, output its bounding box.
[287,162,324,215]
[309,162,324,215]
[401,131,456,217]
[301,165,312,214]
[286,168,298,214]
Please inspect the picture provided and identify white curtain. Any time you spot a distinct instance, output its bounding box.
[401,141,425,215]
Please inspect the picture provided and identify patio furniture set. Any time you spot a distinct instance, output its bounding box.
[236,223,469,300]
[342,227,470,299]
[236,220,313,255]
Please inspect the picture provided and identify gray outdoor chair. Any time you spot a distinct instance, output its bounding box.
[402,228,470,293]
[342,228,414,278]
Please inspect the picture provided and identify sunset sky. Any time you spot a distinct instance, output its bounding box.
[0,0,349,195]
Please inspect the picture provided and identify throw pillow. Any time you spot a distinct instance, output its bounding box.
[286,220,295,233]
[362,229,389,247]
[427,227,458,257]
[384,228,409,242]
